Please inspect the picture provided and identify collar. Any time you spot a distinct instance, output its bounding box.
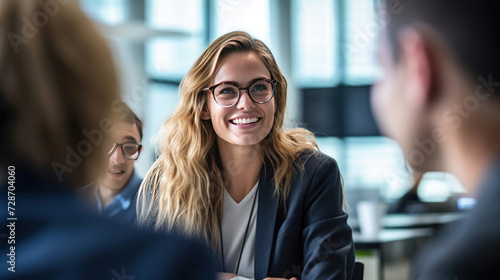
[92,170,142,214]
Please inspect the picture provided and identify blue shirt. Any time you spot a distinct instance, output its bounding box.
[79,170,142,226]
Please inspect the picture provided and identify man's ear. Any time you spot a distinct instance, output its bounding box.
[200,106,211,120]
[398,27,435,108]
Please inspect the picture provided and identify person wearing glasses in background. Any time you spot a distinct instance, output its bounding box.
[137,31,354,280]
[79,101,143,225]
[372,0,500,279]
[0,1,216,279]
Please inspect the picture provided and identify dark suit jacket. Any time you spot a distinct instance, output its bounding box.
[0,167,216,280]
[410,158,500,279]
[253,151,355,279]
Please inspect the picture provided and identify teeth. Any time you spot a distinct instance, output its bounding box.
[231,117,259,125]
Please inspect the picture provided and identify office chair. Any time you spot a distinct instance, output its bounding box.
[352,261,365,280]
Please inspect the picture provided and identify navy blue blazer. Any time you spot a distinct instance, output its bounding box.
[0,168,216,280]
[410,157,500,279]
[253,151,355,279]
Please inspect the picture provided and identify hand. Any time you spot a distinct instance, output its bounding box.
[264,278,297,280]
[218,272,238,280]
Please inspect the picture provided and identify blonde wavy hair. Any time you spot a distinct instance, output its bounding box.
[138,31,319,248]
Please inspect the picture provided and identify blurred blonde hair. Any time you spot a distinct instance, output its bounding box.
[0,0,119,185]
[138,31,318,248]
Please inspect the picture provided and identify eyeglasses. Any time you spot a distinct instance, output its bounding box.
[107,142,142,160]
[202,78,276,107]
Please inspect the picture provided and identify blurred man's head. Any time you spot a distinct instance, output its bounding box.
[0,0,119,185]
[99,102,143,192]
[371,1,500,174]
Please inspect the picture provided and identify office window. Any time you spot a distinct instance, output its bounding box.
[343,137,409,197]
[291,0,381,86]
[344,0,381,84]
[131,83,180,175]
[291,0,338,86]
[316,137,346,170]
[145,0,205,80]
[213,0,271,45]
[79,0,127,24]
[418,172,466,202]
[138,0,206,175]
[335,136,466,202]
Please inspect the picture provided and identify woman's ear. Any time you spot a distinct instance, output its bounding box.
[200,106,211,120]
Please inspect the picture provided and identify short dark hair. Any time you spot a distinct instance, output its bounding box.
[111,101,143,141]
[385,0,500,82]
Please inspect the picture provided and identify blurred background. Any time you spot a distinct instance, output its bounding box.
[80,0,468,215]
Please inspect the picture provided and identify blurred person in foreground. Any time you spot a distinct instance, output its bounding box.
[79,102,143,226]
[372,0,500,279]
[0,1,215,279]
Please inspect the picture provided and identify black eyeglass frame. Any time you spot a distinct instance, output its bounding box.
[202,78,276,108]
[107,142,143,160]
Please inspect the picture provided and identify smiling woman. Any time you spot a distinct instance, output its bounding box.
[201,51,276,148]
[137,31,355,280]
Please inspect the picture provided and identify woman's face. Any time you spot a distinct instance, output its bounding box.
[202,51,276,148]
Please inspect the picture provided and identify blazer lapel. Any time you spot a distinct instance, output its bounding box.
[255,163,279,279]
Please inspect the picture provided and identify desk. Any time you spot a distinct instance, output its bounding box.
[350,213,464,279]
[349,212,464,230]
[383,213,463,228]
[353,228,434,246]
[353,228,433,280]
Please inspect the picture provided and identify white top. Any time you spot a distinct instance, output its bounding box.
[221,181,259,279]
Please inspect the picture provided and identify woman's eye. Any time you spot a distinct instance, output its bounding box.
[220,88,236,94]
[252,84,267,91]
